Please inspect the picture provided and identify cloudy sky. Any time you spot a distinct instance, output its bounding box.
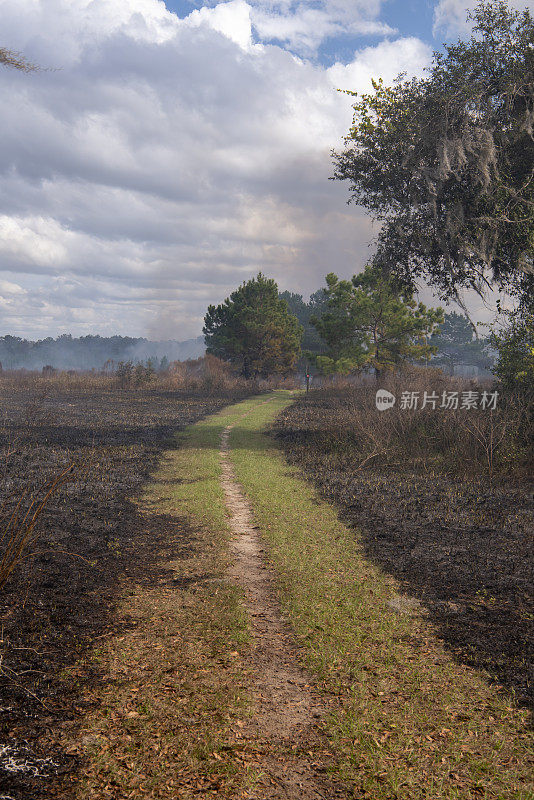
[0,0,530,340]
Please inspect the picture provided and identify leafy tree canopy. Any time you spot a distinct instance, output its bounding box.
[312,264,444,377]
[278,289,328,355]
[491,308,534,395]
[0,47,39,72]
[333,0,534,304]
[430,312,494,374]
[203,273,303,377]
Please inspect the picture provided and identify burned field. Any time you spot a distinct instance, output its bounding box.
[1,375,531,799]
[273,386,534,713]
[0,376,253,799]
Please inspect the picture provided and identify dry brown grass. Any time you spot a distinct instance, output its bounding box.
[0,355,257,397]
[305,367,531,477]
[0,465,74,592]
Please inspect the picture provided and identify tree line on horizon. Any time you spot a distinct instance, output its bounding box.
[203,271,496,380]
[0,334,204,371]
[0,280,494,379]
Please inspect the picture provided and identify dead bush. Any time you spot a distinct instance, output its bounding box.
[279,367,532,477]
[0,466,73,592]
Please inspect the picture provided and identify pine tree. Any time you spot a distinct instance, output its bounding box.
[312,265,443,379]
[203,274,303,377]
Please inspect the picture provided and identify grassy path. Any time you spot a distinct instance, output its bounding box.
[76,392,533,800]
[220,408,345,799]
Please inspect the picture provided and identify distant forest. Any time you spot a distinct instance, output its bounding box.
[0,294,493,375]
[0,334,205,371]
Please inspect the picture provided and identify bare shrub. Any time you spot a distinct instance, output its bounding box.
[0,466,73,592]
[163,355,256,395]
[284,367,531,477]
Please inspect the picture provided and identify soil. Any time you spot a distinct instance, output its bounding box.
[220,417,346,800]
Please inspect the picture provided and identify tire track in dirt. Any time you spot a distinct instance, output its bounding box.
[220,417,346,800]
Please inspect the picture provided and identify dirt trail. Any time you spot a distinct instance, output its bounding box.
[220,421,345,800]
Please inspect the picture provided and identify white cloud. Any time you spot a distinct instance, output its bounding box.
[433,0,534,38]
[251,1,394,55]
[0,0,181,65]
[0,216,71,269]
[186,0,254,50]
[0,0,433,340]
[328,37,432,94]
[0,279,25,297]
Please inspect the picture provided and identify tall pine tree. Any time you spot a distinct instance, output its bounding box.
[203,274,303,377]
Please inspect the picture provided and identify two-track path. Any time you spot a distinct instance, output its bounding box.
[220,418,345,800]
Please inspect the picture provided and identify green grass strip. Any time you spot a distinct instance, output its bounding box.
[229,392,534,800]
[147,393,273,535]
